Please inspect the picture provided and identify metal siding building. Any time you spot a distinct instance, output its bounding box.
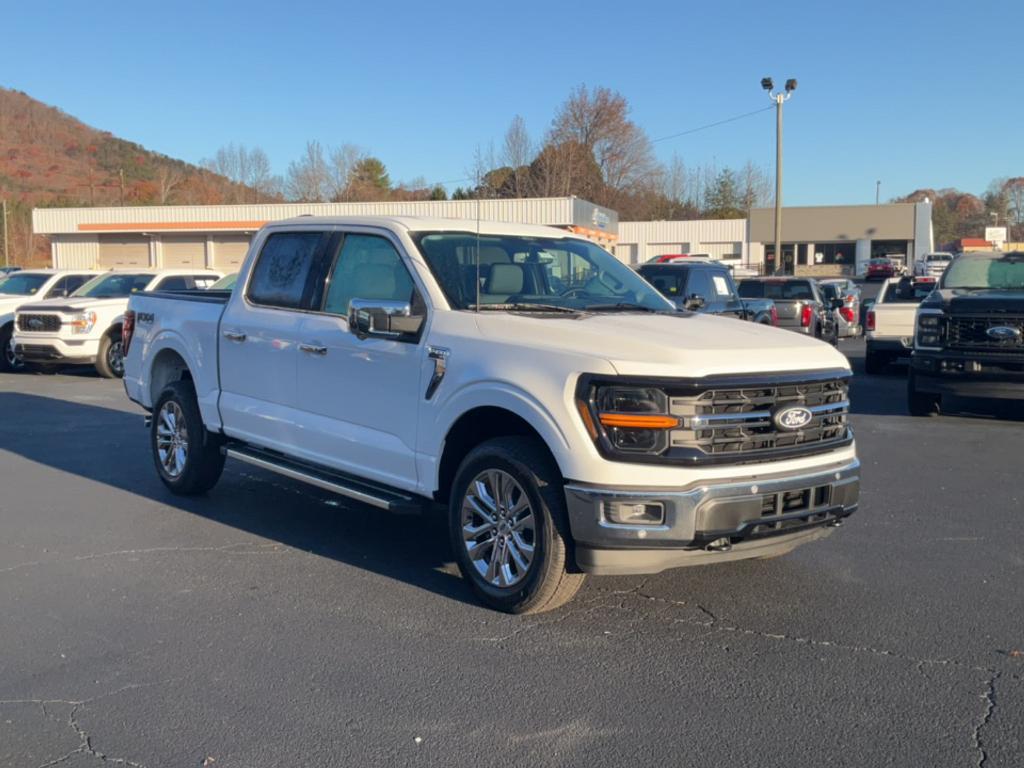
[34,198,619,270]
[614,220,748,265]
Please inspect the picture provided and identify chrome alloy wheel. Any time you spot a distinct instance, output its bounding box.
[156,401,188,478]
[4,337,22,370]
[108,339,124,377]
[461,469,537,588]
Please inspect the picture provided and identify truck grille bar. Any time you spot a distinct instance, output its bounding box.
[947,315,1024,352]
[16,314,62,332]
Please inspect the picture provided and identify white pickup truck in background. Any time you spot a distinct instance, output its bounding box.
[122,216,860,613]
[14,269,221,377]
[914,252,954,279]
[864,276,937,374]
[0,269,100,371]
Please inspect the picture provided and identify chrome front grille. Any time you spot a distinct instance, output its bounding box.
[16,314,61,332]
[669,376,850,458]
[947,315,1024,352]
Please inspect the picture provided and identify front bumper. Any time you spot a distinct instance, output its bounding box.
[564,458,860,575]
[911,351,1024,399]
[14,336,99,364]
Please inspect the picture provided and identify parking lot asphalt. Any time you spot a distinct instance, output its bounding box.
[1,342,1022,767]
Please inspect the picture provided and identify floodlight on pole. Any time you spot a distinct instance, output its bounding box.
[762,76,797,275]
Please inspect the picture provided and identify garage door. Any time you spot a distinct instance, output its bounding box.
[614,244,638,264]
[210,236,252,271]
[98,235,150,268]
[161,236,207,268]
[704,241,743,260]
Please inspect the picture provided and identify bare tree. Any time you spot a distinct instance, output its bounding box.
[326,144,366,201]
[246,147,278,201]
[286,141,330,202]
[502,115,533,197]
[738,160,773,211]
[155,165,184,204]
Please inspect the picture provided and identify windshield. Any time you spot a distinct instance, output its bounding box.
[738,280,814,301]
[0,273,50,296]
[942,253,1024,290]
[926,254,951,263]
[210,274,238,290]
[412,232,674,312]
[73,273,153,298]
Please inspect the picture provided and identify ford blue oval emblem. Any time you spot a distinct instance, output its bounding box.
[774,405,813,431]
[986,326,1021,341]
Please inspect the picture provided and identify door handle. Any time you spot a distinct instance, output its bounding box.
[299,343,328,356]
[222,329,247,342]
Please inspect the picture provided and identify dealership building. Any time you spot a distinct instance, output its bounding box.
[34,198,932,277]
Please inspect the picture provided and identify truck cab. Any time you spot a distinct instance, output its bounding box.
[122,216,860,613]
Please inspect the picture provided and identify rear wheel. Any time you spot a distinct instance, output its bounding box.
[907,372,941,417]
[449,436,584,614]
[95,332,124,379]
[151,380,225,494]
[0,324,24,373]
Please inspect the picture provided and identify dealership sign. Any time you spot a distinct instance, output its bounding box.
[985,226,1007,245]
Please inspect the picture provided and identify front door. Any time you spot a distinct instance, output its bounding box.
[292,231,425,492]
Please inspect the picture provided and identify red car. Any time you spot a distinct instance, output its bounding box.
[865,258,896,280]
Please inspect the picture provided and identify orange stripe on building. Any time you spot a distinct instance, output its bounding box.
[567,225,618,242]
[78,221,268,232]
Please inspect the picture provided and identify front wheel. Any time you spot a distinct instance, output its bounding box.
[0,324,24,373]
[907,372,941,417]
[151,380,226,494]
[95,332,124,379]
[449,437,584,614]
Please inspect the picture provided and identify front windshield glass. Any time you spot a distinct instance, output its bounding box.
[412,232,674,312]
[927,254,951,263]
[73,273,153,298]
[942,253,1024,290]
[0,273,50,296]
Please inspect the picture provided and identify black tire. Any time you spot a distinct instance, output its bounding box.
[864,349,885,375]
[95,331,124,379]
[449,436,585,614]
[151,380,225,494]
[0,323,24,373]
[907,372,941,417]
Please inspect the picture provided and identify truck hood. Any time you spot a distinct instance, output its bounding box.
[923,289,1024,314]
[15,296,129,314]
[473,311,849,377]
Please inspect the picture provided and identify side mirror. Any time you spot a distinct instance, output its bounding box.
[348,298,422,340]
[684,293,706,311]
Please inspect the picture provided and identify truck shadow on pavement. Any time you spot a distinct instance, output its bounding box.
[0,392,481,608]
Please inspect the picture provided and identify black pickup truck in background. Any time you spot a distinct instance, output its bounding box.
[636,261,777,324]
[909,251,1024,415]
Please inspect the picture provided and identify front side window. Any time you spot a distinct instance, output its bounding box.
[413,232,673,313]
[0,273,50,296]
[323,234,417,316]
[45,277,68,298]
[73,273,153,298]
[637,266,688,299]
[247,232,325,309]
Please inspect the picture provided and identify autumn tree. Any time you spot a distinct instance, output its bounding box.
[286,141,330,202]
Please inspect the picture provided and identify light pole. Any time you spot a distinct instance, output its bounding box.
[876,180,881,205]
[762,77,796,275]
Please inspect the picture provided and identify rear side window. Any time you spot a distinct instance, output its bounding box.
[247,232,325,309]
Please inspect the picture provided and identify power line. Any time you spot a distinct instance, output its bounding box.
[651,106,774,144]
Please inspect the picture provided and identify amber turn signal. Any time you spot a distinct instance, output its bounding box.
[598,413,678,429]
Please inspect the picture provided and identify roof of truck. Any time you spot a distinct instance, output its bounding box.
[268,215,581,239]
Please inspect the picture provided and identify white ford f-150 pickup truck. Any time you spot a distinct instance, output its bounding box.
[14,269,221,377]
[864,276,937,374]
[1,269,100,371]
[123,217,860,613]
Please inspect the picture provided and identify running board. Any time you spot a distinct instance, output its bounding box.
[224,444,426,515]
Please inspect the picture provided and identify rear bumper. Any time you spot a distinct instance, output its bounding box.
[564,458,860,575]
[777,322,813,335]
[867,337,913,355]
[911,351,1024,399]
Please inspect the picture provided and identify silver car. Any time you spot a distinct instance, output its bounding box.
[818,278,862,338]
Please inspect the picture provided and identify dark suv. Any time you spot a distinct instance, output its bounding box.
[908,251,1024,415]
[637,261,776,324]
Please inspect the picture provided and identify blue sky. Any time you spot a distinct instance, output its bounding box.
[1,0,1019,205]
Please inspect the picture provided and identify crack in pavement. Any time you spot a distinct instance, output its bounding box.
[972,670,1000,768]
[0,542,289,575]
[1,681,172,768]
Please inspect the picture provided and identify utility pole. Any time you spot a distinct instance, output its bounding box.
[1,199,8,268]
[761,77,797,275]
[876,180,881,205]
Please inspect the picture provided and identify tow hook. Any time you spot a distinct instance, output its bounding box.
[705,537,733,553]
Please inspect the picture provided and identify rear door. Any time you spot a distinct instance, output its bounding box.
[218,230,331,453]
[292,230,425,490]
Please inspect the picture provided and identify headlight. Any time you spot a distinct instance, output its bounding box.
[916,312,944,348]
[69,311,97,334]
[578,384,676,455]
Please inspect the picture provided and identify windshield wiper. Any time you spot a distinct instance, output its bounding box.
[468,303,579,313]
[584,302,664,313]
